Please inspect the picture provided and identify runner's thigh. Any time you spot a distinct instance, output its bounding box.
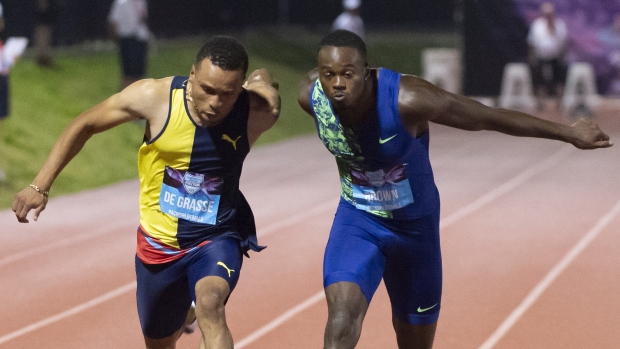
[383,211,442,325]
[324,202,386,303]
[135,256,192,339]
[186,236,243,301]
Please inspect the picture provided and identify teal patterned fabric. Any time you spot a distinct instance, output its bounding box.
[311,80,391,218]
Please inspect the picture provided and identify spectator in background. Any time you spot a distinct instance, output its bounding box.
[332,0,365,40]
[108,0,151,90]
[34,0,59,67]
[527,2,569,109]
[599,13,620,95]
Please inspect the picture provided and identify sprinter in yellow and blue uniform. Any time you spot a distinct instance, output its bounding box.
[13,36,281,349]
[137,76,257,264]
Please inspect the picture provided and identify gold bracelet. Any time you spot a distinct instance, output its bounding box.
[29,184,49,199]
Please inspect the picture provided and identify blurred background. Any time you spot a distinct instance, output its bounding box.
[4,0,620,95]
[3,0,456,40]
[0,0,618,208]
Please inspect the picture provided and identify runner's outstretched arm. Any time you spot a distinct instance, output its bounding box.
[12,79,168,222]
[398,75,614,150]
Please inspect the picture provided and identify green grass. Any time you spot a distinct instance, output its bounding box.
[0,29,458,209]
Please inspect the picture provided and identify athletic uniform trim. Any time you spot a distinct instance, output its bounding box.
[136,224,212,264]
[145,80,174,145]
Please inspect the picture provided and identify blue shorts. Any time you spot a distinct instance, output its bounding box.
[324,199,442,325]
[135,236,243,339]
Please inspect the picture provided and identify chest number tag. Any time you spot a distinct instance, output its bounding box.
[350,164,414,211]
[159,166,223,225]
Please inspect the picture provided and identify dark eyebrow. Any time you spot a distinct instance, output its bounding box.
[200,83,235,94]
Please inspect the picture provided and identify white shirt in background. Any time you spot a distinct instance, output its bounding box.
[527,17,568,60]
[108,0,150,41]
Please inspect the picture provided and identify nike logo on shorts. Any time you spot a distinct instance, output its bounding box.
[417,303,438,313]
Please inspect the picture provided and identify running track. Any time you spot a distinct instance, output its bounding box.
[1,106,619,348]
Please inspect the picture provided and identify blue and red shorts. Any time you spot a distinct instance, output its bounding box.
[135,236,243,339]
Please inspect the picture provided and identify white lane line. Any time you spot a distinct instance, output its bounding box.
[0,220,136,268]
[0,203,337,344]
[478,197,620,349]
[0,146,577,345]
[439,146,573,229]
[233,146,574,347]
[258,200,337,238]
[235,291,325,349]
[0,198,337,269]
[1,199,337,270]
[2,145,569,269]
[0,282,137,345]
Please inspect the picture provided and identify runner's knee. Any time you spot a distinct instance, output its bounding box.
[325,303,365,348]
[392,317,437,349]
[325,283,367,332]
[195,276,229,319]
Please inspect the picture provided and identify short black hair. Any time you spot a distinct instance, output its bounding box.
[195,36,249,74]
[318,30,367,61]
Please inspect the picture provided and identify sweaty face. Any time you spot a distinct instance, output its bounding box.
[188,59,245,127]
[317,46,368,112]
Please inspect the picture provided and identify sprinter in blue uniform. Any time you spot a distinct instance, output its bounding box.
[298,30,612,349]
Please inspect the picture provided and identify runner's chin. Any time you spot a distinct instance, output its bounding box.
[331,95,349,110]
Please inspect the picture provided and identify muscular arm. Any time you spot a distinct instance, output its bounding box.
[398,75,613,149]
[297,68,319,116]
[245,68,281,147]
[12,78,170,222]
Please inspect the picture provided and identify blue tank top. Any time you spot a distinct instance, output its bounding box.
[309,68,439,220]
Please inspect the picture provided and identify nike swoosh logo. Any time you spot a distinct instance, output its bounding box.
[417,303,438,313]
[379,134,397,144]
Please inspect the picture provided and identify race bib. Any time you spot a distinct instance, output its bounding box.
[159,166,223,224]
[350,164,414,211]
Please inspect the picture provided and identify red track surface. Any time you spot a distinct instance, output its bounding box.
[1,106,619,348]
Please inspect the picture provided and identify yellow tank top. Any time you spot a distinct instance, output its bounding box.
[136,76,253,263]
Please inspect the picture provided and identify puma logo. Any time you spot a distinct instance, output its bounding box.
[221,134,241,150]
[217,261,235,277]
